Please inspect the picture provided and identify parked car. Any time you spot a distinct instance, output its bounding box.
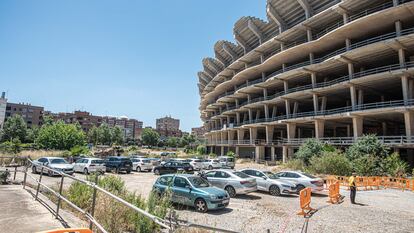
[217,156,235,169]
[203,159,222,170]
[153,161,194,175]
[188,158,204,170]
[152,174,230,212]
[240,169,297,196]
[274,171,324,192]
[73,158,106,174]
[32,157,74,176]
[131,158,153,172]
[104,156,133,174]
[204,169,257,197]
[148,158,161,166]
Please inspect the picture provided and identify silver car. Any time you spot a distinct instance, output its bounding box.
[274,171,324,192]
[217,156,235,169]
[240,169,297,196]
[73,158,105,174]
[203,159,222,170]
[204,169,257,197]
[131,158,153,172]
[32,157,74,176]
[189,158,204,170]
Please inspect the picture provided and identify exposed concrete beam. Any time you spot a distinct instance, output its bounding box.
[208,60,222,74]
[248,19,264,43]
[297,0,313,19]
[333,5,350,15]
[338,55,357,64]
[234,32,251,54]
[267,4,287,32]
[215,53,229,67]
[222,43,238,61]
[204,66,216,79]
[385,39,408,51]
[199,72,211,83]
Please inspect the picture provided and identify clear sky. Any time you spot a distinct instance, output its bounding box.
[0,0,267,132]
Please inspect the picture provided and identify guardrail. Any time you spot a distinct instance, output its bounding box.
[0,157,238,233]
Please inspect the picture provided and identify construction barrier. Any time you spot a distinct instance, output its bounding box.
[327,176,414,192]
[37,228,92,233]
[297,187,314,217]
[327,181,341,204]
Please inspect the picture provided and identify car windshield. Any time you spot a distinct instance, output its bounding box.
[301,173,317,179]
[120,158,130,161]
[50,159,67,164]
[182,162,191,166]
[232,171,249,178]
[227,158,234,162]
[263,171,279,179]
[91,160,104,164]
[142,159,150,163]
[188,177,210,188]
[193,159,202,162]
[213,160,219,163]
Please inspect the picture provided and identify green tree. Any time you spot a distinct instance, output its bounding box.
[112,126,125,145]
[294,139,332,165]
[26,126,40,143]
[141,128,159,147]
[98,123,113,145]
[42,115,54,126]
[166,137,179,148]
[88,126,100,145]
[308,150,352,176]
[380,152,408,177]
[1,115,27,142]
[196,145,207,155]
[36,121,86,150]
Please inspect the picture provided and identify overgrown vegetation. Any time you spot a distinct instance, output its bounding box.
[88,123,124,146]
[66,175,173,233]
[288,135,410,177]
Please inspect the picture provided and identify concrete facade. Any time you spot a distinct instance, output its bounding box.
[198,0,414,166]
[6,102,44,128]
[156,116,182,138]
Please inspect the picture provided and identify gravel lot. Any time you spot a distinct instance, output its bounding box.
[14,165,414,233]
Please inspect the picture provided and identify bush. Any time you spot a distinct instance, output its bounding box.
[308,150,352,176]
[70,145,90,157]
[36,121,86,150]
[66,174,172,233]
[346,134,389,160]
[284,158,305,171]
[226,151,236,157]
[196,145,207,155]
[381,152,408,177]
[295,139,331,165]
[208,152,217,158]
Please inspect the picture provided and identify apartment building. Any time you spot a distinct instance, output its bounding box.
[156,116,182,137]
[5,102,44,127]
[191,126,206,140]
[198,0,414,167]
[0,92,6,129]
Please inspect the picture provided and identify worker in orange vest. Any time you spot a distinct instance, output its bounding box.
[349,173,357,204]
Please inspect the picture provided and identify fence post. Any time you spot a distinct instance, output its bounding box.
[55,175,64,218]
[13,166,17,181]
[89,174,99,230]
[23,166,27,189]
[35,167,44,200]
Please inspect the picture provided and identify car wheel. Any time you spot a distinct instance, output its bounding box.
[154,169,160,175]
[115,167,120,174]
[208,165,213,170]
[225,186,236,198]
[297,185,305,193]
[126,169,131,174]
[269,185,281,196]
[47,170,53,176]
[136,166,141,172]
[194,198,208,213]
[83,168,89,175]
[32,166,37,174]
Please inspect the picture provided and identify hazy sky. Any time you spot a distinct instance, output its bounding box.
[0,0,267,131]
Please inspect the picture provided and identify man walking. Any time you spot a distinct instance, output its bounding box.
[349,172,357,204]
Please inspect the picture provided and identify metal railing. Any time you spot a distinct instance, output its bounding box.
[1,157,238,233]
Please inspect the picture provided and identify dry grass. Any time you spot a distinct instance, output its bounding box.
[0,150,66,160]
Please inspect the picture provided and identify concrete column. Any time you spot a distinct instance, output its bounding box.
[250,127,258,145]
[220,146,225,156]
[307,29,312,42]
[343,13,349,24]
[248,109,253,122]
[348,63,354,79]
[398,49,405,67]
[236,112,241,124]
[402,75,409,101]
[293,102,298,117]
[313,94,319,113]
[285,99,291,116]
[235,146,240,156]
[345,38,351,51]
[309,53,314,64]
[352,117,363,138]
[283,80,289,92]
[247,94,251,103]
[272,106,277,118]
[255,110,261,120]
[382,122,387,136]
[409,80,414,99]
[271,147,276,161]
[237,129,245,143]
[404,111,414,137]
[358,89,364,105]
[350,85,357,110]
[243,112,248,122]
[347,124,352,137]
[286,123,296,141]
[298,128,302,138]
[282,64,286,72]
[395,20,402,37]
[263,88,268,99]
[266,125,275,144]
[321,97,327,111]
[393,0,399,6]
[228,131,235,144]
[235,99,239,108]
[255,146,265,163]
[311,72,317,87]
[282,146,288,163]
[315,119,325,139]
[264,104,269,119]
[280,43,285,51]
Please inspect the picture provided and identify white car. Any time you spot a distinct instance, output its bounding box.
[32,157,74,176]
[240,169,298,196]
[274,171,324,192]
[73,158,106,174]
[189,159,204,170]
[203,159,222,170]
[131,158,153,172]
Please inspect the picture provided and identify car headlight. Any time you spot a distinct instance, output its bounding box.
[209,194,218,200]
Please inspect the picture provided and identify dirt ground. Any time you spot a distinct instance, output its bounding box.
[14,163,414,233]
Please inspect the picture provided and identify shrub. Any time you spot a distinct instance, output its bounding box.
[308,150,352,176]
[380,152,408,177]
[284,158,305,171]
[70,145,90,156]
[294,139,329,165]
[346,134,390,160]
[196,145,207,155]
[226,151,236,157]
[208,152,217,158]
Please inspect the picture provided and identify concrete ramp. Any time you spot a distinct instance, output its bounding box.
[0,185,83,233]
